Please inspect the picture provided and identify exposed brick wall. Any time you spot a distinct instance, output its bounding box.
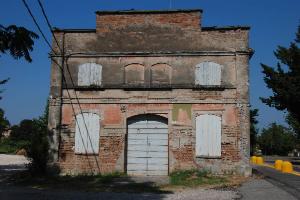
[96,11,201,32]
[99,135,124,173]
[222,125,241,162]
[57,102,247,175]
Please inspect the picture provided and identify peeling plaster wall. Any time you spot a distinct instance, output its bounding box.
[62,56,238,88]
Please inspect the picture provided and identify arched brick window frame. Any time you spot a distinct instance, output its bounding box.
[124,63,145,85]
[151,63,172,85]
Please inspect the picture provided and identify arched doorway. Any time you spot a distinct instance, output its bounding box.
[126,114,168,176]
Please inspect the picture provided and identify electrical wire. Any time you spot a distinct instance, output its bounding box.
[22,0,100,172]
[37,0,63,53]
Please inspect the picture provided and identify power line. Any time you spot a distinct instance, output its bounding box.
[36,2,101,170]
[21,0,53,52]
[22,0,100,172]
[35,1,95,155]
[50,57,94,171]
[37,0,63,53]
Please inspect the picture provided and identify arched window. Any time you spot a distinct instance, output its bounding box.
[151,63,172,85]
[78,63,102,86]
[75,113,100,154]
[195,62,221,85]
[196,114,221,157]
[124,63,145,84]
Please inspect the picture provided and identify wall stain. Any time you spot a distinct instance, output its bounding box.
[172,104,192,121]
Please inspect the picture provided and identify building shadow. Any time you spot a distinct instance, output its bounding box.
[0,162,172,200]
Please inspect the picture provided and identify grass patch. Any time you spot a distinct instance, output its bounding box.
[0,138,29,154]
[170,169,227,187]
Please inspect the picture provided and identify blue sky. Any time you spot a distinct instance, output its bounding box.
[0,0,299,130]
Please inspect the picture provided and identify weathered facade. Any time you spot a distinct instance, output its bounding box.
[48,9,252,176]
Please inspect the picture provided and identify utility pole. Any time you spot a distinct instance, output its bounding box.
[169,0,172,9]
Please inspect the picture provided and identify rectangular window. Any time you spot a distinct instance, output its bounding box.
[78,63,102,86]
[75,113,100,154]
[195,62,221,86]
[196,114,221,157]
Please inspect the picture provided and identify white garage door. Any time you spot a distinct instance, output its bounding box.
[127,115,168,176]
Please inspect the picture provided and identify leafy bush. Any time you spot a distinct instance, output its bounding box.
[0,118,49,174]
[25,119,49,175]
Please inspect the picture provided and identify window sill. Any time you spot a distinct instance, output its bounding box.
[74,153,99,155]
[196,156,222,159]
[66,84,236,90]
[193,85,235,90]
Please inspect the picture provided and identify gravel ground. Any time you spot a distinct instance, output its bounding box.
[164,189,240,200]
[0,186,240,200]
[0,154,240,199]
[0,154,29,166]
[0,154,297,200]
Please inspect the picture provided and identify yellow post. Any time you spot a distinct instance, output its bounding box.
[281,161,293,173]
[274,160,283,170]
[256,157,264,165]
[251,156,257,164]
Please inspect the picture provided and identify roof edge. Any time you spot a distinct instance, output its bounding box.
[95,9,203,15]
[202,26,250,31]
[52,28,96,33]
[52,26,250,33]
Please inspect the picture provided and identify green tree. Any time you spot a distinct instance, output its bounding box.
[0,79,9,100]
[286,113,300,150]
[250,108,259,155]
[258,123,296,156]
[0,24,38,62]
[0,24,39,99]
[0,108,10,138]
[260,25,300,139]
[2,101,49,173]
[10,119,35,141]
[286,113,300,138]
[25,101,49,174]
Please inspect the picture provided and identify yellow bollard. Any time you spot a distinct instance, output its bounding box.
[274,160,283,170]
[281,161,293,173]
[251,156,257,164]
[256,157,264,165]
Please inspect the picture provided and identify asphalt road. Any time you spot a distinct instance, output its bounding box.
[254,165,300,199]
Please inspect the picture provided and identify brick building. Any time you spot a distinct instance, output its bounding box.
[48,9,252,176]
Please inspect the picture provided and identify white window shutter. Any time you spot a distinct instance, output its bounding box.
[195,62,221,85]
[196,114,221,157]
[75,113,100,154]
[86,113,100,154]
[78,63,90,86]
[78,63,102,86]
[90,63,102,86]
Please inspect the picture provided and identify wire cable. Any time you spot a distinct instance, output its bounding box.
[36,0,63,53]
[21,0,54,53]
[22,0,100,172]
